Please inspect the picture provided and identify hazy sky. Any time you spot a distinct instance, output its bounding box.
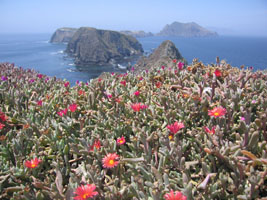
[1,0,267,36]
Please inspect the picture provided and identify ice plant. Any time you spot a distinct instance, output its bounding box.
[69,104,77,112]
[155,82,161,88]
[64,81,70,87]
[37,74,43,79]
[24,158,42,168]
[178,62,184,70]
[167,122,184,134]
[204,126,216,135]
[164,190,187,200]
[173,59,177,63]
[37,100,42,106]
[214,69,222,77]
[120,80,126,86]
[1,76,8,81]
[102,153,120,168]
[134,90,140,96]
[0,123,5,129]
[73,184,98,200]
[117,136,126,145]
[208,106,227,118]
[58,108,68,116]
[90,140,101,151]
[0,112,7,122]
[131,103,147,112]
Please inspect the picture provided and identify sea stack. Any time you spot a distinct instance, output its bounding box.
[134,40,184,72]
[50,28,77,43]
[65,27,144,66]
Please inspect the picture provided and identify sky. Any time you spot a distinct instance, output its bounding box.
[0,0,267,36]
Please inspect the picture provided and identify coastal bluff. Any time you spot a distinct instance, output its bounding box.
[157,21,218,37]
[50,27,77,43]
[65,27,143,65]
[135,40,184,72]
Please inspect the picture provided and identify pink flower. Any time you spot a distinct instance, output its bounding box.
[120,80,126,86]
[161,66,165,70]
[58,108,68,116]
[102,153,120,168]
[0,123,5,129]
[131,67,135,71]
[164,190,187,200]
[155,82,161,88]
[139,77,143,81]
[178,62,184,70]
[214,69,222,77]
[111,72,115,76]
[0,112,7,122]
[240,117,245,121]
[116,136,126,145]
[106,94,112,99]
[134,91,140,96]
[90,140,101,151]
[208,106,227,118]
[69,104,77,112]
[167,122,185,134]
[24,158,42,169]
[73,184,98,200]
[173,59,177,63]
[204,126,216,135]
[37,74,43,79]
[1,76,8,81]
[37,100,43,106]
[64,82,70,87]
[29,79,35,83]
[131,103,147,112]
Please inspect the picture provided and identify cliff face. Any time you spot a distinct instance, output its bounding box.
[157,22,218,37]
[135,40,184,72]
[66,27,144,65]
[120,30,154,38]
[50,28,77,43]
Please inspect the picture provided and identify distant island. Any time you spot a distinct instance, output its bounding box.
[120,30,154,38]
[65,27,143,66]
[157,21,218,37]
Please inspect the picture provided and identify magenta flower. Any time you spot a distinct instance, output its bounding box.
[1,76,8,81]
[64,82,70,87]
[37,74,43,79]
[69,104,77,112]
[161,66,165,70]
[29,79,35,83]
[131,67,135,71]
[131,103,147,112]
[178,62,184,70]
[134,91,140,96]
[120,80,126,86]
[37,100,43,106]
[204,126,216,135]
[167,122,185,134]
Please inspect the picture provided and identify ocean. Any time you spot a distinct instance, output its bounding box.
[0,33,266,85]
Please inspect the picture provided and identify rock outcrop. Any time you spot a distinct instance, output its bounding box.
[120,30,154,38]
[66,27,143,65]
[50,28,77,43]
[157,21,218,37]
[134,40,184,72]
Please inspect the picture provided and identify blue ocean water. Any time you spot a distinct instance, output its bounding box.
[0,33,266,85]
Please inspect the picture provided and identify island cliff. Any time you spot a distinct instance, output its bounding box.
[50,28,77,43]
[65,27,144,65]
[157,21,218,37]
[135,40,184,72]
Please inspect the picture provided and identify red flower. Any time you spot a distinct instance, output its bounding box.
[73,184,98,200]
[90,140,101,151]
[214,69,222,77]
[69,104,77,112]
[115,98,121,103]
[24,158,42,168]
[116,136,126,145]
[204,126,216,135]
[134,91,140,96]
[0,123,5,129]
[173,59,177,63]
[155,82,161,88]
[102,153,120,168]
[37,74,43,79]
[64,82,70,87]
[164,190,187,200]
[120,80,126,86]
[0,112,7,122]
[139,77,143,81]
[178,62,184,70]
[131,103,147,112]
[58,108,68,116]
[208,106,226,118]
[106,94,112,99]
[161,66,165,70]
[78,90,85,96]
[37,100,42,106]
[167,122,184,134]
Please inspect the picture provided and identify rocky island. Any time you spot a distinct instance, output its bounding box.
[135,40,184,73]
[157,21,218,37]
[50,27,77,43]
[65,27,143,65]
[120,30,154,38]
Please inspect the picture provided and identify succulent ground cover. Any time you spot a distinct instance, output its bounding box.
[0,61,266,200]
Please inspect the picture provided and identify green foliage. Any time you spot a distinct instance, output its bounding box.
[0,62,266,199]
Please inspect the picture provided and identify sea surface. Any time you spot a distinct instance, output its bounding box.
[0,33,266,85]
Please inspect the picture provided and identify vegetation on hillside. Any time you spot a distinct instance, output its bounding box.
[0,61,266,200]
